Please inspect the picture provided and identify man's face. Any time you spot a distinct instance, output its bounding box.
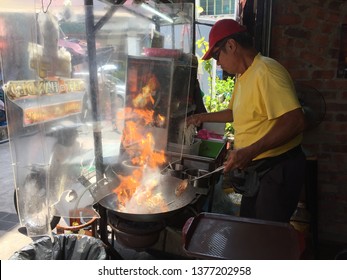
[211,37,228,62]
[212,39,237,75]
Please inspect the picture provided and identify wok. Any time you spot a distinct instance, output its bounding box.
[98,174,199,222]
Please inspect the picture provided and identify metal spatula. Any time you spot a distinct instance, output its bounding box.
[187,165,225,182]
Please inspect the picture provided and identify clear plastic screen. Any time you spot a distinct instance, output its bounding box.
[1,0,194,237]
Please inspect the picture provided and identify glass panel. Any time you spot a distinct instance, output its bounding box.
[216,0,223,15]
[1,1,194,237]
[199,0,207,15]
[207,1,215,15]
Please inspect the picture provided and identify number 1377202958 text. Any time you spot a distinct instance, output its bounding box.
[191,266,252,276]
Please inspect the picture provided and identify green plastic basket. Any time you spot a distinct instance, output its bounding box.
[198,139,226,159]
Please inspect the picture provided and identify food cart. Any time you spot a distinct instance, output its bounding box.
[3,1,301,260]
[2,0,226,256]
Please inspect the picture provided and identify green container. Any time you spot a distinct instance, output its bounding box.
[198,139,226,159]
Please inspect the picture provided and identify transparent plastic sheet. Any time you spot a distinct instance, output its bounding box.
[2,1,194,237]
[14,164,51,237]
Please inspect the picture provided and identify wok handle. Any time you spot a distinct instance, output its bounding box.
[182,216,195,244]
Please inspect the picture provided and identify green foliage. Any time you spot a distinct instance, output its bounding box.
[196,37,235,136]
[196,37,212,74]
[203,77,234,110]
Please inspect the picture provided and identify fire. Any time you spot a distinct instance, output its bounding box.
[120,174,169,214]
[114,169,143,205]
[156,114,166,127]
[133,109,154,125]
[113,72,169,213]
[132,74,159,108]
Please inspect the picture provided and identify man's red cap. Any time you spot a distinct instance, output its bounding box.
[202,19,247,60]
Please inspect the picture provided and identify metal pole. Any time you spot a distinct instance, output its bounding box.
[84,0,108,244]
[84,0,104,181]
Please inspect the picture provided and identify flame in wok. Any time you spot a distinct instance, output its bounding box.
[112,72,168,214]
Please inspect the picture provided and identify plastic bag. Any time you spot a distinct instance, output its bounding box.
[9,234,107,260]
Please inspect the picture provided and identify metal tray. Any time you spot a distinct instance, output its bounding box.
[166,140,227,173]
[182,212,301,260]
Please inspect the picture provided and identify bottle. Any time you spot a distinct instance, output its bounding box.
[291,202,310,233]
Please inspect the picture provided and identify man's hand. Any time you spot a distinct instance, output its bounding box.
[223,147,254,172]
[186,114,203,127]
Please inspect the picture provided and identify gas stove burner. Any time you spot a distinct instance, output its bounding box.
[108,210,166,250]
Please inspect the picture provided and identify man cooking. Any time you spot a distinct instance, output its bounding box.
[187,19,307,223]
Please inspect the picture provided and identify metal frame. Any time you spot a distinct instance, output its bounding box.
[83,0,197,259]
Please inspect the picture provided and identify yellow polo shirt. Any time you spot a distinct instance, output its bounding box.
[229,53,303,160]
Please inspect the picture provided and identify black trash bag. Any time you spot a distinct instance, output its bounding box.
[9,234,107,260]
[335,249,347,260]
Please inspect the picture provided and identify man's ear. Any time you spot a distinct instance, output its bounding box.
[227,39,237,52]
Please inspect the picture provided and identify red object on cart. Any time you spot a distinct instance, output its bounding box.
[182,212,302,260]
[143,48,182,58]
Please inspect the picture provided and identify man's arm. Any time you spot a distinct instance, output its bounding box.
[186,109,233,127]
[224,108,306,171]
